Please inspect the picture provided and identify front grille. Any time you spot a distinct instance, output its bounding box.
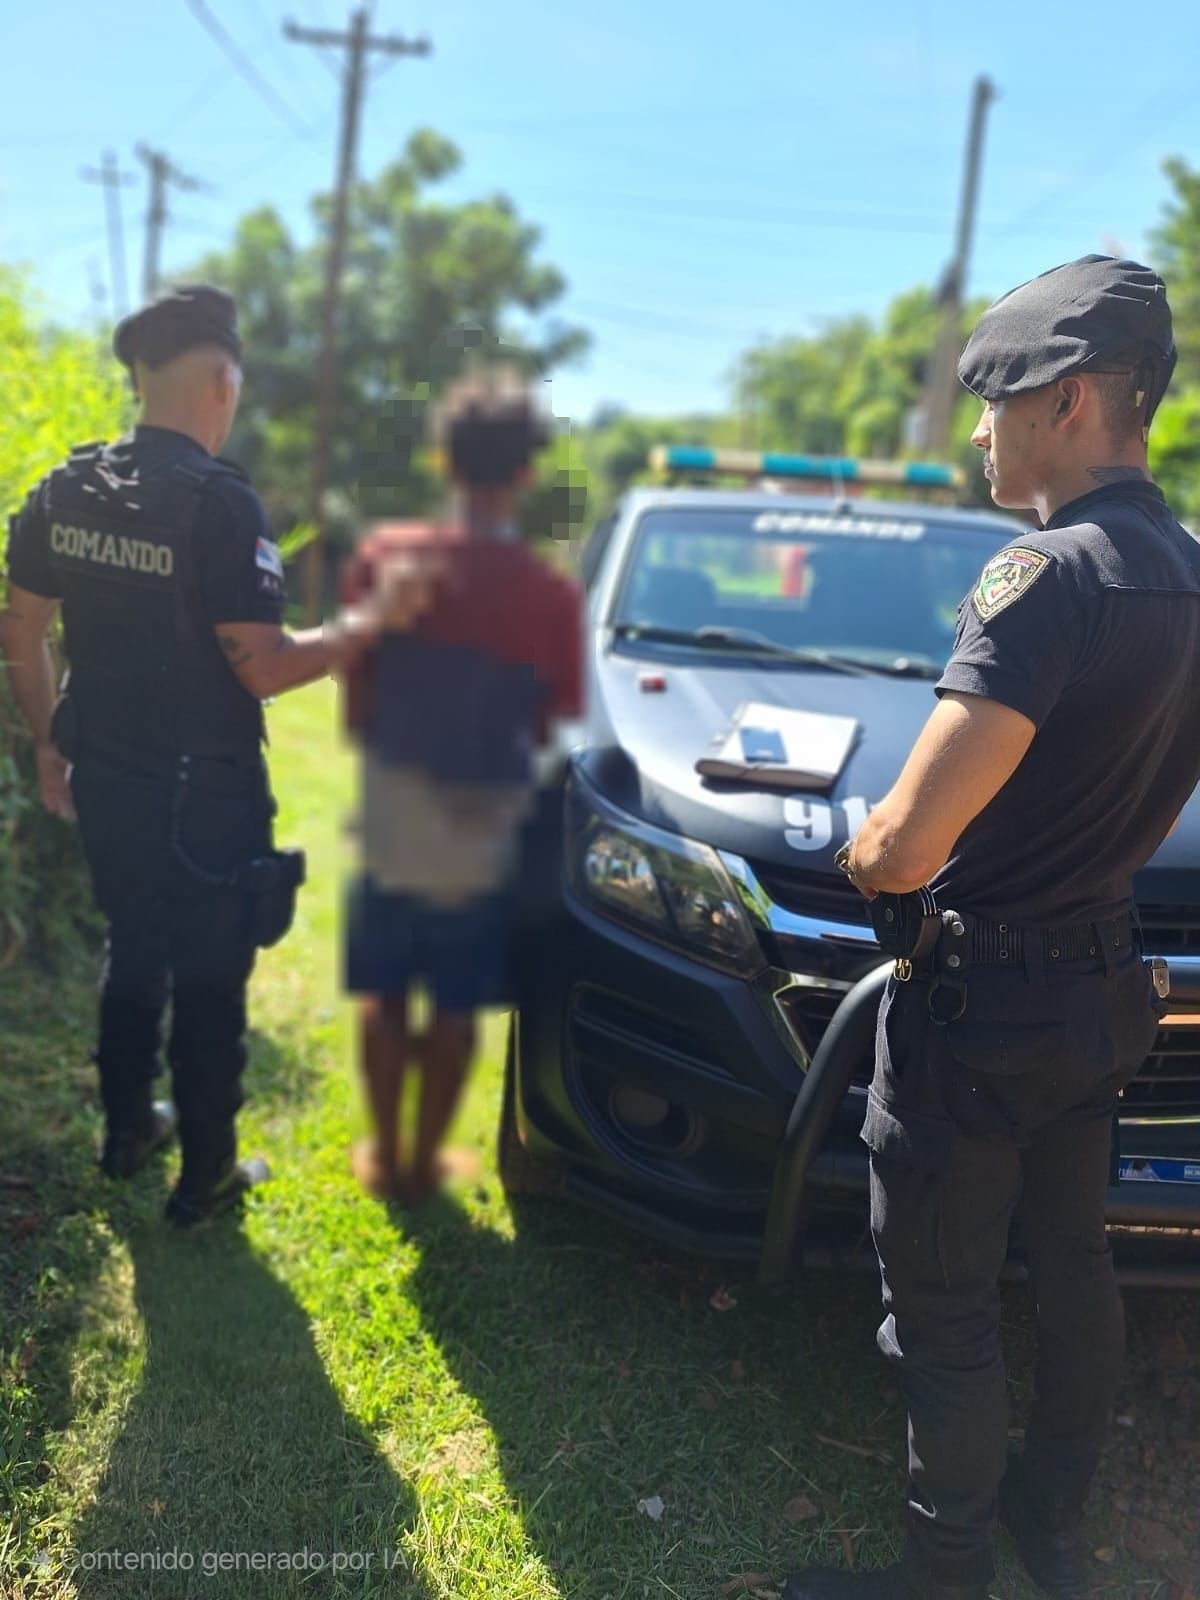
[750,864,871,927]
[779,984,1200,1116]
[1121,1025,1200,1115]
[571,988,730,1078]
[1135,904,1200,956]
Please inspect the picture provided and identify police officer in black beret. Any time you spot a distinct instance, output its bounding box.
[0,284,376,1226]
[785,256,1200,1598]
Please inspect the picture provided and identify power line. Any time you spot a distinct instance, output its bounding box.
[919,75,997,455]
[183,0,310,133]
[80,150,136,319]
[135,144,213,299]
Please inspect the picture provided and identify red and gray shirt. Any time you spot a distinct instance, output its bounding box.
[341,521,583,902]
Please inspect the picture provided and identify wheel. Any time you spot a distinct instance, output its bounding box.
[498,1021,563,1197]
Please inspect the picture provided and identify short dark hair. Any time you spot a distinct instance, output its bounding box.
[432,366,550,488]
[1089,343,1152,442]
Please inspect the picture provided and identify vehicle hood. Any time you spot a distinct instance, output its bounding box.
[576,639,1200,887]
[576,642,936,872]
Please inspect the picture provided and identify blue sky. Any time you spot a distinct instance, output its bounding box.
[1,0,1195,427]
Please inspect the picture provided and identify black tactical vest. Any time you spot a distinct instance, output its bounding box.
[44,440,266,760]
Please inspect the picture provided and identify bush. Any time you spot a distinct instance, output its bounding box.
[0,271,131,963]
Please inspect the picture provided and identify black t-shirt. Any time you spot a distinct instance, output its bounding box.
[933,481,1200,924]
[4,425,286,625]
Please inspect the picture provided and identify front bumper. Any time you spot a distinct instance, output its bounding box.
[514,847,1200,1286]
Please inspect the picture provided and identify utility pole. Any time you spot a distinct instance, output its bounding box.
[919,75,997,457]
[285,10,433,621]
[80,150,136,319]
[135,145,208,302]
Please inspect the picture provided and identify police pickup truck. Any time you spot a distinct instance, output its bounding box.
[503,446,1200,1288]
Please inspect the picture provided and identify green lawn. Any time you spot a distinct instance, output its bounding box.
[3,682,1196,1598]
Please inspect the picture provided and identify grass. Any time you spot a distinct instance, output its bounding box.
[2,680,1197,1598]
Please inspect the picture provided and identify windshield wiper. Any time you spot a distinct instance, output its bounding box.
[826,653,943,680]
[612,623,877,676]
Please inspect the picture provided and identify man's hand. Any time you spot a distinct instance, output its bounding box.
[36,742,75,821]
[325,551,444,676]
[370,550,444,632]
[215,552,443,699]
[834,841,877,901]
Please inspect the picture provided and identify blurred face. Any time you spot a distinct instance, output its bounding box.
[969,389,1055,509]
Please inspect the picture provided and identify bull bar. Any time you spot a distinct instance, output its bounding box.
[759,959,1200,1289]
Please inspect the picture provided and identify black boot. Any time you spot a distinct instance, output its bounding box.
[781,1565,989,1599]
[99,1101,178,1179]
[165,1155,269,1228]
[1000,1466,1091,1599]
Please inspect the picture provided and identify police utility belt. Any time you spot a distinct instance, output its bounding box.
[834,847,1169,1025]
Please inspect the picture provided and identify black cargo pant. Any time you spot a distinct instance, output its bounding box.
[71,748,273,1187]
[862,934,1161,1587]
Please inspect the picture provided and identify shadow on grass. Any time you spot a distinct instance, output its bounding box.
[402,1187,1200,1600]
[72,1210,430,1600]
[401,1191,906,1599]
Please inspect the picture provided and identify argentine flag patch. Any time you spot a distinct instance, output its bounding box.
[255,536,285,596]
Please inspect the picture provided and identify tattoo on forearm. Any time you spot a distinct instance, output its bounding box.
[218,633,255,668]
[1087,465,1148,486]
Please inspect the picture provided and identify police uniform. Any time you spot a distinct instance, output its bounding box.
[786,259,1196,1600]
[4,286,288,1220]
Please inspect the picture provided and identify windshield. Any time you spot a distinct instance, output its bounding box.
[612,507,1016,670]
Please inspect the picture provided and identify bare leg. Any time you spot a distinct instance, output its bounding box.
[352,993,409,1198]
[409,1008,476,1200]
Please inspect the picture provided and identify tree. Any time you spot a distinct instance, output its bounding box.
[723,289,994,503]
[1149,390,1200,527]
[731,315,871,456]
[1152,156,1200,389]
[189,130,589,543]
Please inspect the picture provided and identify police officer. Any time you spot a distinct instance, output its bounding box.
[784,256,1198,1599]
[0,284,375,1225]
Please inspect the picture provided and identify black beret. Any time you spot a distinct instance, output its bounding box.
[113,282,243,372]
[958,255,1177,419]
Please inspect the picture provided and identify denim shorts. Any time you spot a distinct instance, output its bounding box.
[343,875,515,1011]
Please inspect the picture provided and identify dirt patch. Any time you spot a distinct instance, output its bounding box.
[1094,1291,1200,1595]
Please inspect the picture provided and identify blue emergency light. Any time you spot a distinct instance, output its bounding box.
[649,444,965,491]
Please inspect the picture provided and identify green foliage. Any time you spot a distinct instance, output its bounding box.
[572,410,738,522]
[573,292,1000,522]
[187,130,590,549]
[0,270,129,962]
[1147,157,1200,523]
[1152,156,1200,390]
[0,271,130,528]
[732,313,873,456]
[727,287,995,504]
[1149,389,1200,526]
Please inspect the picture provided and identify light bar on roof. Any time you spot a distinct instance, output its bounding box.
[648,444,965,491]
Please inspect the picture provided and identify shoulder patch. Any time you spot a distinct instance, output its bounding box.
[255,537,284,579]
[971,546,1050,621]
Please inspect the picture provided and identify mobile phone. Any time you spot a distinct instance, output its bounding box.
[740,725,787,764]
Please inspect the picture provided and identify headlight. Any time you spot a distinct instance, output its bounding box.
[566,772,764,976]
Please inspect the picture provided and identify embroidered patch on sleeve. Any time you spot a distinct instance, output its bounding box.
[255,537,284,579]
[971,546,1050,621]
